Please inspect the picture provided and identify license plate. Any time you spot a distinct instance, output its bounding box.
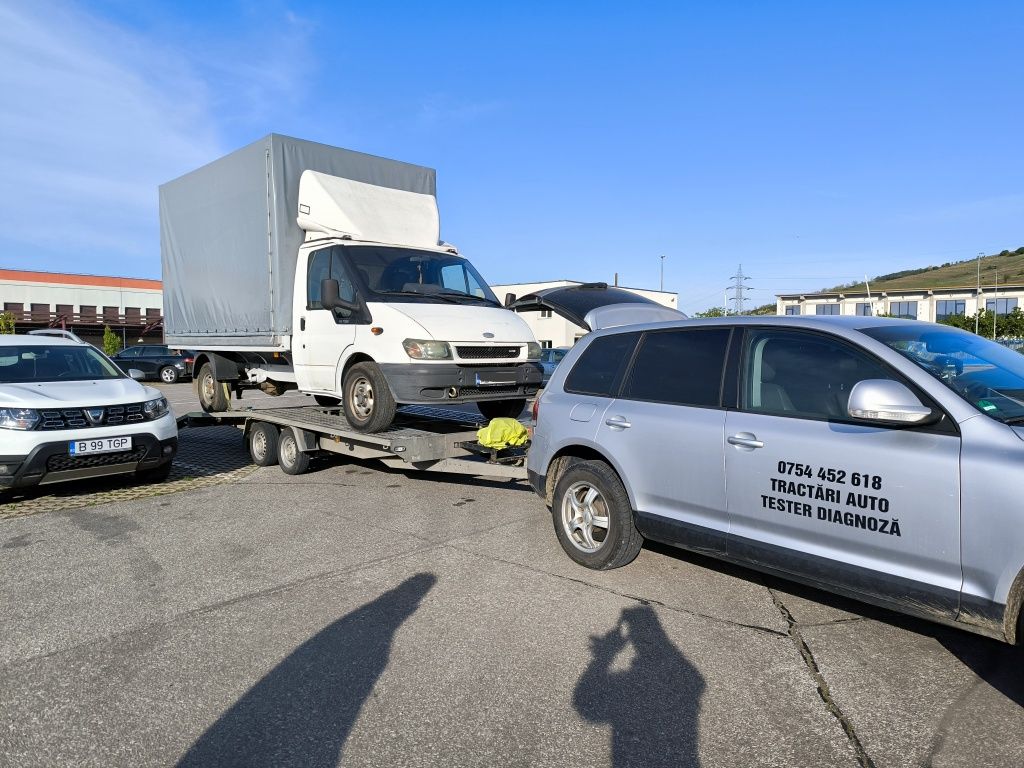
[69,437,132,456]
[475,373,516,386]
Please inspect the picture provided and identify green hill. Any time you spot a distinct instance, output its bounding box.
[825,246,1024,293]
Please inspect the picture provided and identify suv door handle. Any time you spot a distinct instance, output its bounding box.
[728,433,764,449]
[605,416,631,430]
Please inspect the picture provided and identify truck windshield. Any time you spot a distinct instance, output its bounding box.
[0,345,124,383]
[344,245,500,306]
[861,325,1024,424]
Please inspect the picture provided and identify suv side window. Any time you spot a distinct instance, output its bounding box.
[742,329,893,421]
[622,328,731,407]
[563,332,641,397]
[143,346,169,357]
[118,347,140,359]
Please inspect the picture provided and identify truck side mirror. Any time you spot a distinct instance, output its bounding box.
[504,292,517,308]
[320,278,358,316]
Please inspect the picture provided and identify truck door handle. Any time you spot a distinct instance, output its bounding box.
[605,416,631,430]
[728,433,764,450]
[300,317,306,331]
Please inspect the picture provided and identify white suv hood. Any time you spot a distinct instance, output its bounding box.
[0,378,156,408]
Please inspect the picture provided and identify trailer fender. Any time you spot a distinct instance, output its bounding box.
[289,426,320,453]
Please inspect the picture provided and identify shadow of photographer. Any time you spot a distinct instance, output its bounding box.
[574,604,705,768]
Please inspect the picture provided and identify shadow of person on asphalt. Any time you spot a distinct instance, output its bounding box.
[177,572,437,768]
[574,604,705,768]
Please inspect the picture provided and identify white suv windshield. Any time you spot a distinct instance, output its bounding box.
[862,325,1024,424]
[0,345,123,383]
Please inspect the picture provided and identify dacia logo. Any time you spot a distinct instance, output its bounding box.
[84,408,105,425]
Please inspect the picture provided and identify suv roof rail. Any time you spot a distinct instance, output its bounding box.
[26,328,86,343]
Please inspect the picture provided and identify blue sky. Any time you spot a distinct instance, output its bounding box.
[2,1,1022,314]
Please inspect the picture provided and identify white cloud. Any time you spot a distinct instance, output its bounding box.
[0,1,314,275]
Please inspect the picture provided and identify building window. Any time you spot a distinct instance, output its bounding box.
[79,305,97,322]
[855,303,872,316]
[986,298,1018,315]
[103,306,119,322]
[540,340,552,349]
[125,306,141,321]
[935,300,966,321]
[3,302,23,316]
[889,301,918,319]
[815,304,840,315]
[146,308,161,320]
[784,305,800,315]
[540,309,552,319]
[55,304,73,319]
[30,303,49,321]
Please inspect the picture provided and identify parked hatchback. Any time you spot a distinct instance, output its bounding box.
[112,345,194,383]
[529,315,1024,643]
[0,334,177,490]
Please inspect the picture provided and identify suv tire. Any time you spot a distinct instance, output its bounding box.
[342,362,396,433]
[477,398,526,420]
[197,362,230,413]
[159,366,179,384]
[552,460,643,570]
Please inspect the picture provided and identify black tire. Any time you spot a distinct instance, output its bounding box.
[277,428,311,475]
[197,362,230,413]
[342,361,397,433]
[551,460,643,570]
[136,462,172,484]
[314,394,341,407]
[248,422,279,467]
[158,366,179,384]
[476,398,527,420]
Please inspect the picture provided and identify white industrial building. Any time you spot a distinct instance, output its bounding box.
[491,280,679,348]
[776,284,1024,321]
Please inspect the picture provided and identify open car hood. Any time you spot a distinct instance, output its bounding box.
[507,283,686,331]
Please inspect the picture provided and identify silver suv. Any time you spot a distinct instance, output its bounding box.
[529,315,1024,643]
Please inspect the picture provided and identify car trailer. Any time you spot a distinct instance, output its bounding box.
[177,405,529,480]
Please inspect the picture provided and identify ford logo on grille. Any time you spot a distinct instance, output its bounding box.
[482,332,495,338]
[84,408,105,425]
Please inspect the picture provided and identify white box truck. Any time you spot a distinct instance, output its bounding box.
[161,135,542,432]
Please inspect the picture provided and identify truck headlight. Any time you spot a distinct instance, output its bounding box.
[403,339,452,360]
[143,397,169,420]
[0,408,39,430]
[526,342,542,360]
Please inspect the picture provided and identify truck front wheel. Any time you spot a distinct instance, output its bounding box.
[197,362,230,413]
[477,399,526,420]
[342,362,397,433]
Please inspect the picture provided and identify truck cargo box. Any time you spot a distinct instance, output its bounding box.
[160,134,437,349]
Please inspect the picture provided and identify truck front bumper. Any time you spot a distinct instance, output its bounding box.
[0,434,178,490]
[379,362,543,404]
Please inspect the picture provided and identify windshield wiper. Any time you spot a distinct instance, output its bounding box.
[439,293,502,307]
[1000,415,1024,425]
[377,290,462,304]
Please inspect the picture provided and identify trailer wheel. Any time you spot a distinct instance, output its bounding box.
[197,363,230,413]
[342,362,397,433]
[248,422,279,467]
[277,428,310,475]
[552,460,643,570]
[477,398,526,420]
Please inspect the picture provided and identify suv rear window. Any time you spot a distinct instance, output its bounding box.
[622,328,731,407]
[563,332,640,397]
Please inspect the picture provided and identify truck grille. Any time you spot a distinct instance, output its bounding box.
[46,447,147,471]
[455,346,521,360]
[40,403,146,430]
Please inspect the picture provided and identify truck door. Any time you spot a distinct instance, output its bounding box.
[598,327,732,553]
[724,328,962,616]
[294,246,360,393]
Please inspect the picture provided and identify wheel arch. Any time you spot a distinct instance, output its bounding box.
[544,442,635,511]
[1002,565,1024,644]
[193,351,244,382]
[339,352,401,401]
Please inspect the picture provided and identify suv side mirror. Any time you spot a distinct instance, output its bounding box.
[321,278,358,316]
[848,379,937,425]
[504,292,517,308]
[128,368,146,381]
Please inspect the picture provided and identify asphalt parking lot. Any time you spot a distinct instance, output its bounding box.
[2,383,1023,767]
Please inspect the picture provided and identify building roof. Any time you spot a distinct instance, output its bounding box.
[0,268,161,291]
[777,283,1024,300]
[491,279,676,296]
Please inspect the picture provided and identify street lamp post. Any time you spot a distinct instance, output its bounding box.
[660,254,666,292]
[976,251,983,335]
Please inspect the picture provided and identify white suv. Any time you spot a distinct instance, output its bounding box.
[0,333,177,490]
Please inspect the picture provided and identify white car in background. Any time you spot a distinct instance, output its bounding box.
[0,332,177,491]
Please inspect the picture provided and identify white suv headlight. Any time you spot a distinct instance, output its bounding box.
[403,339,452,360]
[0,408,39,430]
[143,397,169,420]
